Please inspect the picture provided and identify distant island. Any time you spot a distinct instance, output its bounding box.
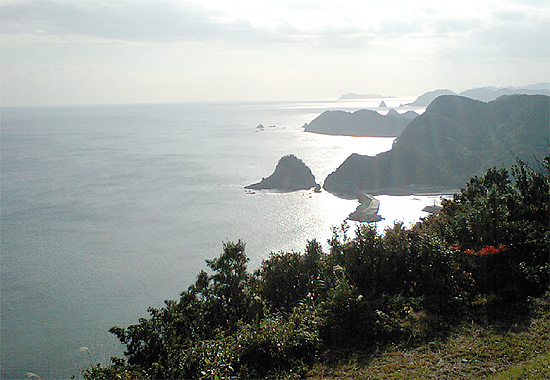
[304,109,418,137]
[245,154,320,191]
[339,93,395,99]
[324,94,550,196]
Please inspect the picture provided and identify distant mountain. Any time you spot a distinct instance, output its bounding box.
[519,82,550,90]
[339,93,394,99]
[459,84,550,102]
[324,95,550,196]
[407,84,550,107]
[405,89,457,106]
[246,154,319,191]
[304,109,418,137]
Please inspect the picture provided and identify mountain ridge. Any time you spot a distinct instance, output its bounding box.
[323,95,550,196]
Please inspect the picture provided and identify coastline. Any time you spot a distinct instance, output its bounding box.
[329,186,460,198]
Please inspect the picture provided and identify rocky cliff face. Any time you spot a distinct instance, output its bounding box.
[246,155,319,191]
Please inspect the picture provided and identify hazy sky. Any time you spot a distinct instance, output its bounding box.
[1,0,549,106]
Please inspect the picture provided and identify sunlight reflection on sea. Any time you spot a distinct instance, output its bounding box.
[1,98,434,379]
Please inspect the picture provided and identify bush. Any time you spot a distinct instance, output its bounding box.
[428,157,550,304]
[257,240,324,312]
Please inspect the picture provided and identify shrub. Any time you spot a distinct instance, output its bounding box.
[429,157,550,304]
[257,240,324,312]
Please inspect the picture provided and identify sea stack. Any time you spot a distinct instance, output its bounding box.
[245,154,319,191]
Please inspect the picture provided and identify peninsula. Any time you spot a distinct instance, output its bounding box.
[304,109,417,137]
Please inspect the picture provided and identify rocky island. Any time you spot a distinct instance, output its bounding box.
[304,109,418,137]
[245,154,320,191]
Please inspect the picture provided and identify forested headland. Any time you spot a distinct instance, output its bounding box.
[84,155,549,379]
[324,95,549,196]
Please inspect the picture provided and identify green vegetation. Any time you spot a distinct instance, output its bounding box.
[324,95,549,195]
[83,156,549,379]
[307,296,550,379]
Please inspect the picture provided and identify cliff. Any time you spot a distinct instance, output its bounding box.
[246,154,319,191]
[324,95,550,196]
[304,109,418,137]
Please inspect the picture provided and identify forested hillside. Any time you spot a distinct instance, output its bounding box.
[324,95,549,196]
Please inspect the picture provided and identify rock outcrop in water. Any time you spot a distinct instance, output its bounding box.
[246,155,319,191]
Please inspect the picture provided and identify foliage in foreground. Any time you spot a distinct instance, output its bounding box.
[307,294,550,379]
[84,157,549,379]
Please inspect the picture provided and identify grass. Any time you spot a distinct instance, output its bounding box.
[485,351,550,380]
[306,297,550,379]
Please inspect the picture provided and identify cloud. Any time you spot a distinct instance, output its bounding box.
[1,0,548,106]
[1,0,259,43]
[437,4,550,61]
[4,0,547,56]
[1,0,386,51]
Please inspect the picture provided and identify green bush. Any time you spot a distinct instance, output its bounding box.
[257,240,324,312]
[427,157,549,304]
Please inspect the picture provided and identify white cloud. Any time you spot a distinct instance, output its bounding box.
[1,0,246,42]
[1,0,548,106]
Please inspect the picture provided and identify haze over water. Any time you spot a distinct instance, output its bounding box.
[2,98,444,379]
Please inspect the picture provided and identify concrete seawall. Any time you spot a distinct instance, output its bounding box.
[348,193,382,222]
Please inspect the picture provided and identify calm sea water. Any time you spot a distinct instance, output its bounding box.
[1,99,440,379]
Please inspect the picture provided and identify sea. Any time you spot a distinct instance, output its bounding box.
[1,97,445,379]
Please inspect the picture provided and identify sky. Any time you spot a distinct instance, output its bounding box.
[1,0,549,107]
